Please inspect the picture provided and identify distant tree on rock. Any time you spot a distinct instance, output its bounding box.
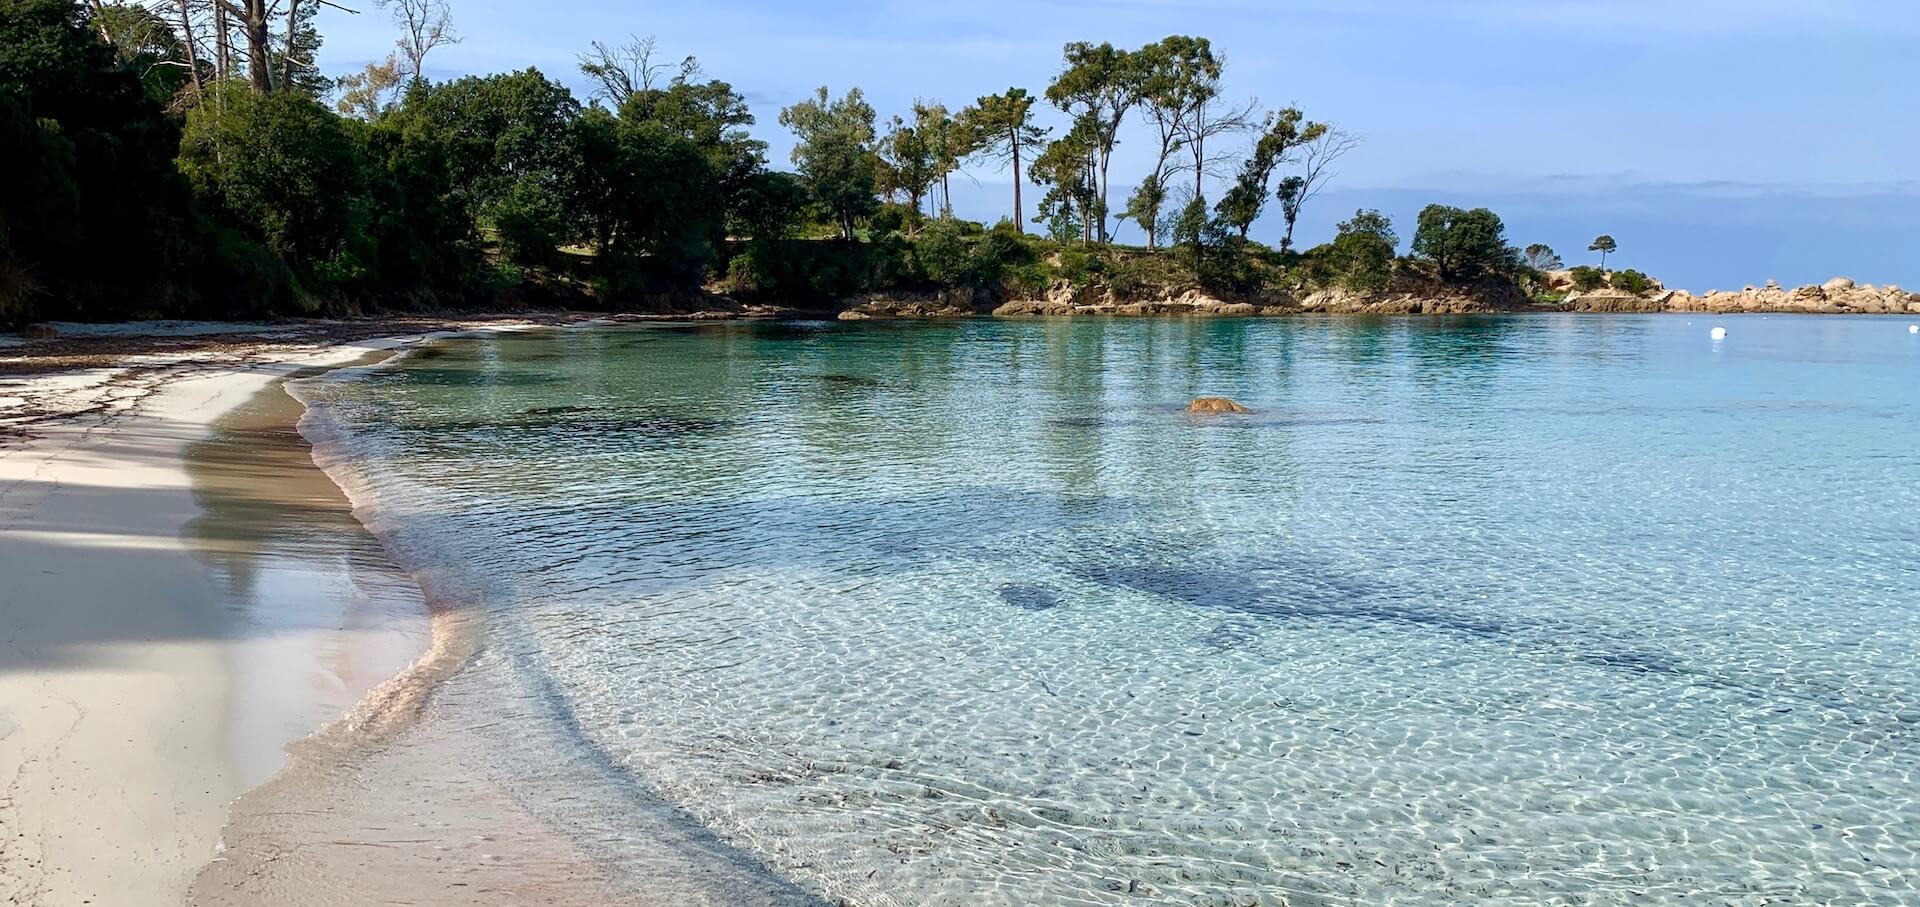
[1589,234,1617,270]
[1523,243,1562,270]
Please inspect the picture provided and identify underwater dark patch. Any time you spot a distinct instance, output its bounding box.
[998,583,1063,612]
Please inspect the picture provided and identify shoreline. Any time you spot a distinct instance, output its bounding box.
[189,327,826,906]
[0,323,561,906]
[1,318,827,906]
[0,334,439,906]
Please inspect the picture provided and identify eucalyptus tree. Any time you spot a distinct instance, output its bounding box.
[1214,107,1326,240]
[381,0,459,84]
[1152,37,1253,203]
[1029,117,1100,245]
[1274,126,1359,252]
[779,86,879,240]
[1045,41,1146,244]
[913,102,971,218]
[958,88,1046,232]
[334,54,402,119]
[578,35,701,108]
[1127,37,1203,248]
[879,110,937,230]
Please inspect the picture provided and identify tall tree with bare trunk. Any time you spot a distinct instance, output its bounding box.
[380,0,458,84]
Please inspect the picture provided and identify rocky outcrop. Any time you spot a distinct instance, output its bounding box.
[1187,397,1251,414]
[1666,281,1920,314]
[838,287,996,319]
[995,278,1528,318]
[1561,277,1919,314]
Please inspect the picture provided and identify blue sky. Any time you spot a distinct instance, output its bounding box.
[314,1,1920,289]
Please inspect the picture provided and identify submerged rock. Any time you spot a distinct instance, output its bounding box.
[997,583,1062,612]
[20,323,57,340]
[1187,397,1251,415]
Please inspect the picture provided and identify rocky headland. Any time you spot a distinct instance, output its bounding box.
[836,273,1920,320]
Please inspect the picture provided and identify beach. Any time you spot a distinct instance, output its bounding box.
[0,332,446,905]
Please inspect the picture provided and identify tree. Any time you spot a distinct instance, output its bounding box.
[88,2,193,101]
[878,109,936,230]
[1589,234,1617,270]
[409,68,582,265]
[617,67,765,233]
[958,88,1045,233]
[1045,41,1145,244]
[1119,172,1168,248]
[730,169,808,245]
[1,0,197,320]
[334,53,402,120]
[920,102,973,218]
[179,83,370,272]
[1411,205,1518,282]
[1214,107,1326,240]
[1523,243,1562,271]
[1028,119,1097,245]
[1327,209,1396,291]
[1129,36,1207,249]
[779,86,878,240]
[1275,126,1358,253]
[380,0,459,85]
[1156,37,1254,202]
[577,34,694,108]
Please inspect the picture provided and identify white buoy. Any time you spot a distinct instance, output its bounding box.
[1710,326,1728,340]
[1910,324,1918,334]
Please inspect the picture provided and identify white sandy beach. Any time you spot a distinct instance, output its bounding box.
[0,335,439,906]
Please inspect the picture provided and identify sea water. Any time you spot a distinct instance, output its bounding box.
[294,316,1920,905]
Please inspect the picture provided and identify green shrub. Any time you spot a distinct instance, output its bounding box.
[1569,266,1606,291]
[1612,269,1655,295]
[1055,247,1096,286]
[1329,210,1398,293]
[913,218,970,286]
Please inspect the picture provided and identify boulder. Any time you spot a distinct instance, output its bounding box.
[1823,277,1856,292]
[1187,397,1251,415]
[21,323,58,340]
[836,310,871,321]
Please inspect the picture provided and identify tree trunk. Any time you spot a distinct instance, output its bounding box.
[1010,130,1023,233]
[281,0,301,93]
[214,3,230,82]
[1096,148,1111,245]
[176,0,203,97]
[243,0,271,95]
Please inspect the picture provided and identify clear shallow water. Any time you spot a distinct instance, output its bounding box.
[296,316,1920,905]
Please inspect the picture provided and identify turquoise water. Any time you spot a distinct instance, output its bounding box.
[298,316,1920,905]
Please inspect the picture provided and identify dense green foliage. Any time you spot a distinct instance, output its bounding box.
[1611,269,1655,295]
[1569,266,1607,291]
[1324,210,1399,292]
[1411,205,1519,282]
[0,2,1600,325]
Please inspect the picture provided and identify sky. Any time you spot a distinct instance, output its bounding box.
[313,0,1920,290]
